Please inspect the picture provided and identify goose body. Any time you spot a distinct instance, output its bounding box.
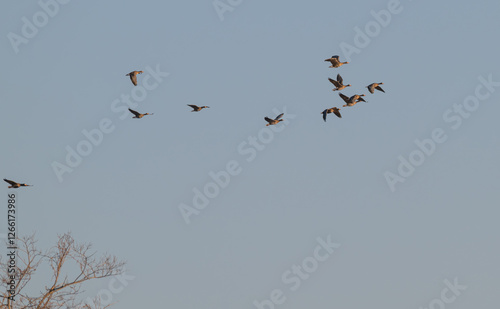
[187,105,210,112]
[324,55,349,68]
[126,70,143,86]
[328,74,351,91]
[4,179,32,188]
[339,93,366,107]
[322,107,342,122]
[264,113,284,126]
[367,83,385,94]
[128,108,153,118]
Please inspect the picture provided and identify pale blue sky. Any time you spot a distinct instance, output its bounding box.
[2,0,500,308]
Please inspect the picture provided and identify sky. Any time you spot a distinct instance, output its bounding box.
[1,0,500,308]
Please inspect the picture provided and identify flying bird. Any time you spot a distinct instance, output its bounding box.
[4,179,32,188]
[322,107,342,122]
[187,105,210,112]
[366,82,385,94]
[328,74,351,91]
[264,113,284,126]
[350,94,366,102]
[128,108,153,119]
[324,55,349,68]
[339,93,366,107]
[126,71,143,86]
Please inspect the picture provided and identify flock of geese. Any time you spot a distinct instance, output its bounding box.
[123,70,286,126]
[125,70,211,119]
[4,55,385,189]
[126,57,386,125]
[322,55,385,121]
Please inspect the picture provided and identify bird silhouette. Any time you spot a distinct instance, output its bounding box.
[126,71,143,86]
[339,93,366,107]
[264,113,284,126]
[366,83,385,94]
[187,105,210,112]
[328,74,351,91]
[324,55,349,68]
[128,108,153,119]
[322,107,342,122]
[4,179,32,188]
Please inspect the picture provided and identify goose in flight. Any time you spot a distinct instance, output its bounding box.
[339,93,366,107]
[4,179,32,188]
[264,113,284,126]
[328,74,351,91]
[126,71,143,86]
[366,82,385,94]
[187,105,210,112]
[322,107,342,122]
[324,55,349,68]
[128,108,153,119]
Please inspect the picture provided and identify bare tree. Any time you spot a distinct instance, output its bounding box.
[0,233,126,309]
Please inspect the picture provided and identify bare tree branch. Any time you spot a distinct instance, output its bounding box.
[0,232,125,309]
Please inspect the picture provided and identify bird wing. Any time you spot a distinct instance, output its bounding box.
[333,109,342,118]
[274,113,284,120]
[264,117,273,123]
[129,73,138,86]
[337,74,343,84]
[328,78,341,87]
[331,55,339,60]
[187,104,198,109]
[3,179,17,186]
[375,86,385,93]
[339,93,350,103]
[322,110,328,122]
[357,97,367,102]
[128,108,140,116]
[328,78,341,88]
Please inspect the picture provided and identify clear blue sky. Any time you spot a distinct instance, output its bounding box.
[2,0,500,308]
